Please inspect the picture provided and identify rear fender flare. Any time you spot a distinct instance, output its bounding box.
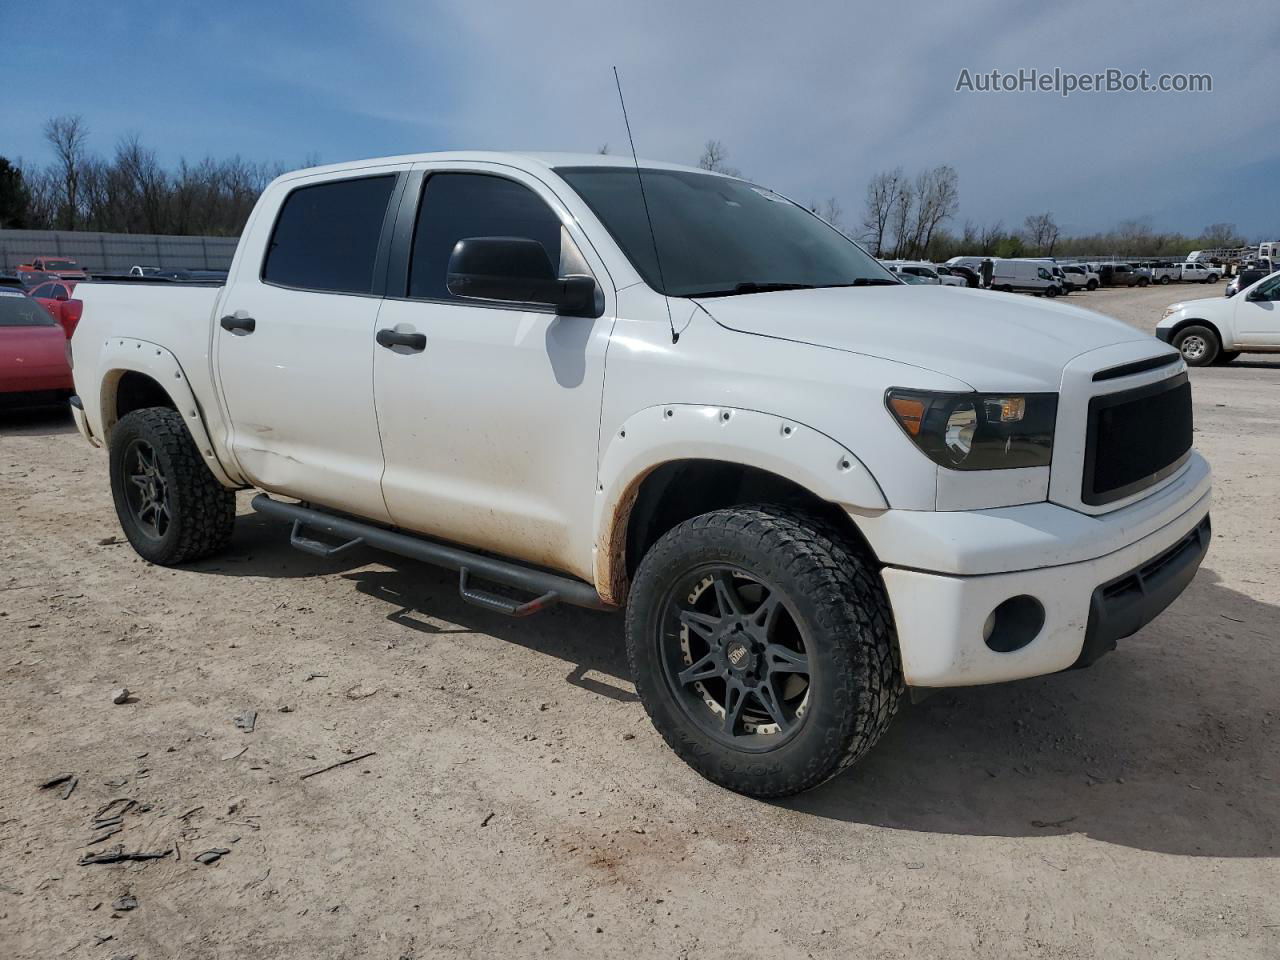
[96,337,242,488]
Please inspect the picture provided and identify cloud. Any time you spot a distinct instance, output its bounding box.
[8,0,1277,237]
[382,0,1279,236]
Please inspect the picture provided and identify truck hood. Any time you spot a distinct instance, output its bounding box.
[1167,296,1223,314]
[694,285,1151,391]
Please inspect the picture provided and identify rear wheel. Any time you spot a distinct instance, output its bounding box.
[1172,324,1220,367]
[109,407,235,565]
[625,506,902,798]
[1160,275,1171,285]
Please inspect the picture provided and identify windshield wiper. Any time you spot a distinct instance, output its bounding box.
[686,282,817,298]
[818,278,901,287]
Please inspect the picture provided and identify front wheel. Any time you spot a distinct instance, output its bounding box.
[109,407,236,565]
[1138,277,1150,287]
[1087,279,1099,291]
[1172,324,1220,366]
[625,506,902,798]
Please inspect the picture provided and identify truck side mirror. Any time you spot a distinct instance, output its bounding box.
[446,236,601,318]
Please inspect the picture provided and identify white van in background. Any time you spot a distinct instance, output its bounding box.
[989,258,1062,296]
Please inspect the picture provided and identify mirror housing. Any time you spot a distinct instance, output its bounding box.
[446,237,600,318]
[54,289,69,302]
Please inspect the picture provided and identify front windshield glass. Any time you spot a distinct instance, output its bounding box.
[0,293,56,327]
[556,166,896,297]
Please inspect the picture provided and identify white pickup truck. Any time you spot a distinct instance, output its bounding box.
[1157,269,1280,364]
[68,152,1212,797]
[1179,261,1221,284]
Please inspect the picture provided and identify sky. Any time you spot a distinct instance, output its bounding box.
[4,0,1278,240]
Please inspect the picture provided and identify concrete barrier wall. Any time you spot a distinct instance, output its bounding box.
[0,229,240,274]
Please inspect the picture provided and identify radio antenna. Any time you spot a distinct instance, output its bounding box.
[613,66,678,344]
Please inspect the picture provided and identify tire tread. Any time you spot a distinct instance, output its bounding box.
[110,407,235,565]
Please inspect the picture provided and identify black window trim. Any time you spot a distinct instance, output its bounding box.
[383,168,598,316]
[257,170,408,299]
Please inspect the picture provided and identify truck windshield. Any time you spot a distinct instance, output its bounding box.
[0,293,56,327]
[556,166,896,297]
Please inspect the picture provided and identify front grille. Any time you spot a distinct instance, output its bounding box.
[1082,373,1192,506]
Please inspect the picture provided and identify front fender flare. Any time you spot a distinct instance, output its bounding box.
[96,337,242,489]
[592,404,887,603]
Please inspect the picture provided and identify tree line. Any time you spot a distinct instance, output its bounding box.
[696,139,1255,262]
[0,119,1260,259]
[0,115,299,236]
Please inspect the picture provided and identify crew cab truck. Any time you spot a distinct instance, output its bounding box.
[1158,269,1280,364]
[1179,261,1221,284]
[68,152,1213,798]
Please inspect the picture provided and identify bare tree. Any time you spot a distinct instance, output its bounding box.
[697,139,741,177]
[861,168,904,257]
[908,165,959,257]
[978,220,1005,255]
[1023,212,1060,255]
[1196,222,1244,249]
[812,196,845,235]
[888,183,914,259]
[114,134,169,233]
[43,114,89,229]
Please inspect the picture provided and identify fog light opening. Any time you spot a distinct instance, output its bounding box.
[983,595,1045,653]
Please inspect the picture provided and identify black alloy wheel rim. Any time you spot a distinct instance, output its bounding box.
[658,565,812,751]
[123,439,171,539]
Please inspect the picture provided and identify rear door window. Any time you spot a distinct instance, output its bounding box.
[262,175,397,294]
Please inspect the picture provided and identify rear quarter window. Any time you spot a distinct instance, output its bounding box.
[262,175,397,294]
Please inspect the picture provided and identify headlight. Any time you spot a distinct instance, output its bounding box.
[886,390,1057,470]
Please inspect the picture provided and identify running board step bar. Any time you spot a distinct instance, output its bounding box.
[251,495,611,615]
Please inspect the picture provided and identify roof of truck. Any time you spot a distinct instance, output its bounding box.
[278,151,729,183]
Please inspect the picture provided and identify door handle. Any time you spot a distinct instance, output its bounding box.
[220,315,256,333]
[376,329,426,351]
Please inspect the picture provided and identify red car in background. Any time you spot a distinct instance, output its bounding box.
[27,279,84,337]
[0,288,73,404]
[15,256,88,280]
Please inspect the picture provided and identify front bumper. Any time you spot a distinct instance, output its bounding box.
[868,462,1211,687]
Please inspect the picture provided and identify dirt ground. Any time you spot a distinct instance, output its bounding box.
[2,281,1277,959]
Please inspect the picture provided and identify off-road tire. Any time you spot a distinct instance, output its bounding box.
[109,407,235,565]
[1172,324,1220,366]
[625,506,902,798]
